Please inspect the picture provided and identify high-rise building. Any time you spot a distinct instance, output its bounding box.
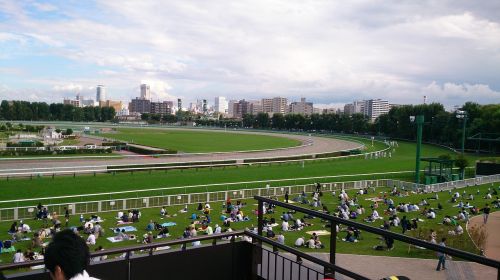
[140,84,151,100]
[272,97,288,115]
[289,98,313,115]
[96,85,106,102]
[261,98,273,114]
[362,99,389,121]
[214,97,228,114]
[228,100,237,117]
[249,100,262,115]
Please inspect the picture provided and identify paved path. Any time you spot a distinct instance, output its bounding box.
[0,132,363,175]
[468,211,500,261]
[307,253,497,280]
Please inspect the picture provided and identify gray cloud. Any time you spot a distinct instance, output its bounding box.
[0,0,499,107]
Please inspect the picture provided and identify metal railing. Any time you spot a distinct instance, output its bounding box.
[0,178,393,222]
[254,196,500,279]
[0,174,498,223]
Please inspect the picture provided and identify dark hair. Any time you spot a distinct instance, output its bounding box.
[44,229,90,279]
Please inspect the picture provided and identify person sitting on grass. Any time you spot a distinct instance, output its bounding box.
[343,229,357,242]
[160,206,167,217]
[8,222,17,234]
[143,232,153,244]
[32,232,43,248]
[145,220,155,231]
[426,209,436,219]
[294,236,305,247]
[281,220,289,231]
[276,232,285,244]
[389,215,400,227]
[307,237,316,249]
[86,232,96,245]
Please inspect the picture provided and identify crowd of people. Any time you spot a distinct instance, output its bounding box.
[1,180,499,274]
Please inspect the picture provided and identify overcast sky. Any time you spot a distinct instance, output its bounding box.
[0,0,499,109]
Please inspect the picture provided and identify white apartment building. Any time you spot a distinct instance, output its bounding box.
[362,99,390,121]
[261,97,288,115]
[214,96,228,114]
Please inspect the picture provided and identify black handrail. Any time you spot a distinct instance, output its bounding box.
[246,230,370,280]
[254,195,500,270]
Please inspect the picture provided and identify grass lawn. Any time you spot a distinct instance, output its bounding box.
[0,182,497,267]
[0,138,485,206]
[101,128,302,153]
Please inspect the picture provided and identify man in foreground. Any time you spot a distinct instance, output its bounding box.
[44,229,99,280]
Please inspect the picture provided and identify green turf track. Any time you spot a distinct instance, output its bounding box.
[101,128,301,152]
[0,137,481,204]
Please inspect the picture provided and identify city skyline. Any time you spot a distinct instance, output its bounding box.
[0,1,499,109]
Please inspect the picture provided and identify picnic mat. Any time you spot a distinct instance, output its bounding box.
[364,197,384,202]
[160,222,177,227]
[1,246,16,253]
[112,226,137,232]
[306,230,330,236]
[106,237,123,243]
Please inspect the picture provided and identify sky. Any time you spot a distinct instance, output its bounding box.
[0,0,499,109]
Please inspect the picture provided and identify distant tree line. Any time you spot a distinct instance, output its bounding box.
[0,100,116,122]
[196,102,500,151]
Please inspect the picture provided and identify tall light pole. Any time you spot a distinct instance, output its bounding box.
[411,115,424,184]
[456,110,468,154]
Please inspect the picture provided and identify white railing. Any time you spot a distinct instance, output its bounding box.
[0,174,497,222]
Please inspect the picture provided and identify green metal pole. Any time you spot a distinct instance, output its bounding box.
[415,115,424,184]
[461,117,467,155]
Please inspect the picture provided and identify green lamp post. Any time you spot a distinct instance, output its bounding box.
[411,115,424,184]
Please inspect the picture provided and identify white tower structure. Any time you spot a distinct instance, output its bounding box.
[140,84,151,100]
[96,85,106,102]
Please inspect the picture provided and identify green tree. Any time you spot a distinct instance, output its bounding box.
[455,155,469,180]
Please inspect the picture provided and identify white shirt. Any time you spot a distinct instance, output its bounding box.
[295,238,305,246]
[282,221,289,231]
[87,234,96,245]
[428,212,436,219]
[68,270,99,280]
[214,226,222,234]
[307,239,316,248]
[372,210,379,219]
[277,234,285,244]
[13,252,25,263]
[22,224,30,232]
[205,226,213,235]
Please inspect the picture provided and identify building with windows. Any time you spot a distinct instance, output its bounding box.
[150,101,173,115]
[261,97,288,115]
[344,100,364,115]
[362,99,390,122]
[289,98,313,115]
[129,98,151,113]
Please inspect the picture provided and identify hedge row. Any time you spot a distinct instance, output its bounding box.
[127,145,177,155]
[243,154,313,163]
[107,160,238,171]
[0,148,113,157]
